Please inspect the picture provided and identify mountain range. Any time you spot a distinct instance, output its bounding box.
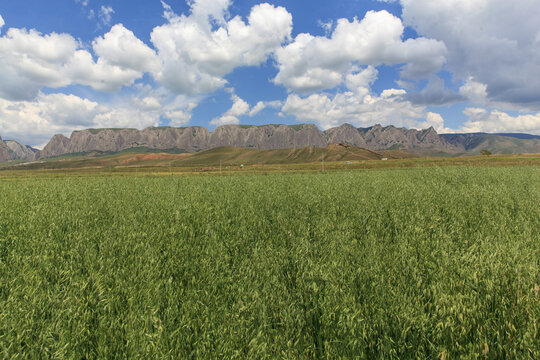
[1,124,539,162]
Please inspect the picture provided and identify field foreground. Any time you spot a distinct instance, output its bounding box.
[0,166,539,358]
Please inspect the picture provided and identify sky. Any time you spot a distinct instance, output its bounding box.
[1,0,540,147]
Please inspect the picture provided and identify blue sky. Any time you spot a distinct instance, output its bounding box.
[1,0,540,147]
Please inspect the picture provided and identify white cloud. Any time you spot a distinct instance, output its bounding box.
[99,6,115,27]
[0,15,4,32]
[0,92,167,147]
[0,28,79,99]
[164,101,198,127]
[189,0,232,24]
[150,1,292,94]
[425,112,454,133]
[0,93,103,146]
[0,25,157,100]
[93,24,159,73]
[345,66,378,91]
[401,0,540,110]
[460,108,540,134]
[249,101,266,117]
[211,94,250,125]
[274,10,446,92]
[164,110,192,126]
[75,0,89,6]
[459,77,488,106]
[211,92,283,125]
[380,89,406,98]
[282,86,428,130]
[249,100,282,116]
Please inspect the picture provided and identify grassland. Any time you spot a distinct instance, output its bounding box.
[0,165,538,358]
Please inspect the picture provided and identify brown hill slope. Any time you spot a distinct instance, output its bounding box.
[12,144,414,170]
[171,143,413,166]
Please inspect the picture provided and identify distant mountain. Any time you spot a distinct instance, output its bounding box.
[35,124,459,159]
[0,136,11,161]
[441,133,540,154]
[0,137,36,161]
[494,133,540,140]
[4,140,36,161]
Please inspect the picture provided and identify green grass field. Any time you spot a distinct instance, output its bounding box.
[1,166,539,358]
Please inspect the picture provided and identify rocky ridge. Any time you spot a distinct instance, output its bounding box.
[0,136,10,161]
[4,124,539,161]
[4,140,36,161]
[0,137,35,161]
[35,124,457,159]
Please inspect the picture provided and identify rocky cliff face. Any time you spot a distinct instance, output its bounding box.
[4,140,36,161]
[358,125,448,150]
[35,124,461,159]
[0,137,34,161]
[39,134,72,158]
[324,124,368,148]
[0,136,11,161]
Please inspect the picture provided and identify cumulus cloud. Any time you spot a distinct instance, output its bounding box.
[345,66,378,91]
[93,24,159,73]
[163,100,198,127]
[274,10,446,92]
[401,0,540,110]
[189,0,232,24]
[282,91,425,130]
[210,94,250,125]
[459,77,488,106]
[279,64,451,131]
[210,92,283,125]
[0,92,167,147]
[460,108,540,134]
[0,25,156,100]
[150,1,292,94]
[0,28,79,99]
[0,84,204,146]
[424,112,455,133]
[281,66,435,130]
[0,93,103,146]
[249,100,282,116]
[0,14,4,32]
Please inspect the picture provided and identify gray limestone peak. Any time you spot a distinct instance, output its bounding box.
[34,124,462,159]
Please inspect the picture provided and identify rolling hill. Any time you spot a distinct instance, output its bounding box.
[441,133,540,154]
[6,143,415,170]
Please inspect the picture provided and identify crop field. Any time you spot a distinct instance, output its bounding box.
[0,166,539,358]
